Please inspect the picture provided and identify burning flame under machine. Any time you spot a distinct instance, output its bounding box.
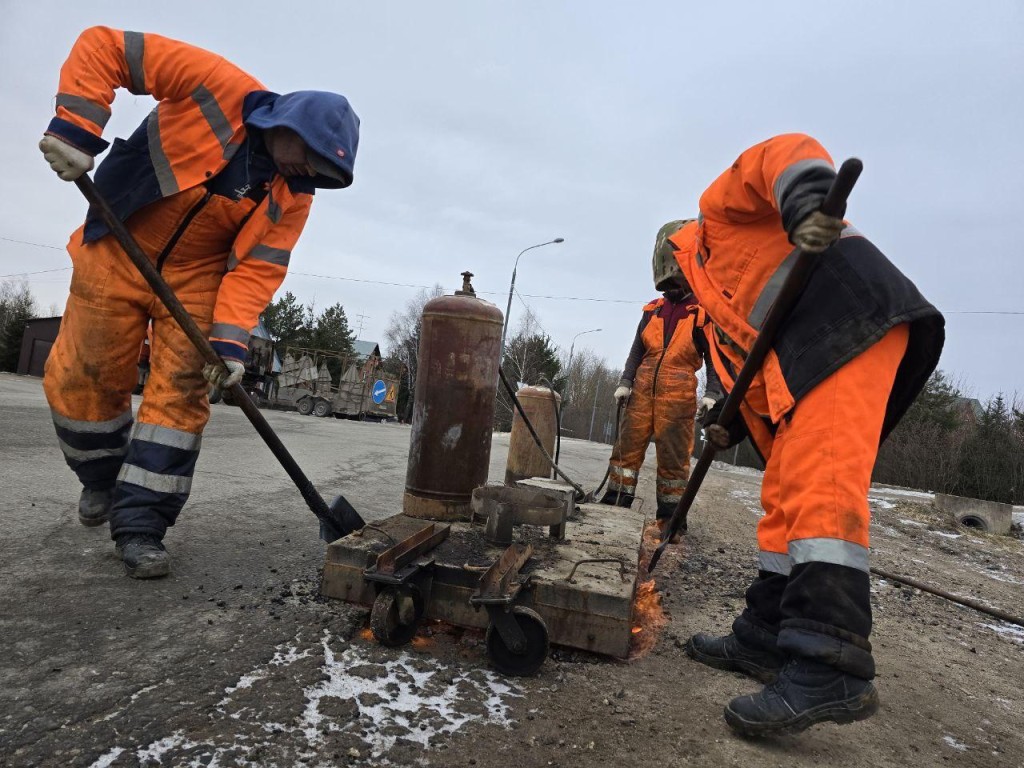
[320,273,652,676]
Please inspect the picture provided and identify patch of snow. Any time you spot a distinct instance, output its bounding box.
[898,518,927,528]
[980,622,1024,645]
[942,735,969,752]
[218,641,312,707]
[711,461,764,477]
[301,633,520,758]
[929,530,962,539]
[1013,507,1024,527]
[88,747,124,768]
[869,485,934,500]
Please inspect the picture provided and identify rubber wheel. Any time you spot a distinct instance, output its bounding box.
[296,397,314,416]
[485,606,549,676]
[312,399,332,418]
[370,586,424,648]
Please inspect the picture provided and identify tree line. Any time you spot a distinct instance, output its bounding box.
[0,279,38,373]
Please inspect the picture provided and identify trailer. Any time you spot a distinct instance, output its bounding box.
[275,346,399,421]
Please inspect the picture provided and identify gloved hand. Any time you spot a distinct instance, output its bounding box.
[203,360,245,389]
[613,385,632,404]
[790,210,844,253]
[701,398,749,450]
[39,136,94,181]
[695,396,717,421]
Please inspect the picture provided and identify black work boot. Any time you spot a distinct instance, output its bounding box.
[686,632,784,683]
[78,488,113,527]
[115,534,170,579]
[598,489,635,508]
[724,658,879,736]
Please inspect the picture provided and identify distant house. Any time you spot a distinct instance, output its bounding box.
[954,396,984,425]
[352,339,382,377]
[16,316,61,377]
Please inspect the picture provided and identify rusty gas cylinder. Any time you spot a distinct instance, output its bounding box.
[404,272,503,520]
[505,385,561,485]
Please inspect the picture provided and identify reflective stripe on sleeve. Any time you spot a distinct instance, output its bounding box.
[124,31,147,95]
[772,157,835,210]
[55,94,111,128]
[249,244,291,266]
[133,423,202,452]
[118,464,192,494]
[758,550,793,576]
[191,85,235,155]
[266,191,283,224]
[789,538,869,572]
[147,109,178,196]
[209,322,251,346]
[747,247,800,330]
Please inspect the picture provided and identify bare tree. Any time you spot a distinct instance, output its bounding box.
[382,284,444,419]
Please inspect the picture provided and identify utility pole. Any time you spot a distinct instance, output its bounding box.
[588,376,602,441]
[354,313,369,339]
[499,238,564,363]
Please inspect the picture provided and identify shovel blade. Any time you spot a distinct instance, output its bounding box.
[319,494,366,542]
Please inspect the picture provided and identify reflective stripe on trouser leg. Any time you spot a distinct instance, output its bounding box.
[50,410,133,490]
[109,422,202,538]
[651,366,695,511]
[606,467,637,495]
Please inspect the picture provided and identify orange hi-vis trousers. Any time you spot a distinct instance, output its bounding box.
[755,324,910,576]
[44,186,254,539]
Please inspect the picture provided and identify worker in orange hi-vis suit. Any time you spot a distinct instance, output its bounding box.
[601,220,721,538]
[669,134,944,736]
[39,26,360,579]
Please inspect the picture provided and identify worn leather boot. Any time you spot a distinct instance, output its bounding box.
[78,488,113,527]
[724,658,879,736]
[115,534,171,579]
[685,632,784,683]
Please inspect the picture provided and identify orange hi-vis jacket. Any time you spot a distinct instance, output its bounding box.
[45,26,314,361]
[670,133,943,458]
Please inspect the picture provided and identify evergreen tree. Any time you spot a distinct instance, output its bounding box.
[0,280,37,372]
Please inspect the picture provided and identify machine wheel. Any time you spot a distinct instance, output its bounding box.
[370,586,425,648]
[485,606,549,676]
[296,397,314,416]
[312,399,333,418]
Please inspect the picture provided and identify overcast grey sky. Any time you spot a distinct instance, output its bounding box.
[1,1,1020,400]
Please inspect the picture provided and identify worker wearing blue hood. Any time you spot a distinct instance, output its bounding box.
[38,26,360,579]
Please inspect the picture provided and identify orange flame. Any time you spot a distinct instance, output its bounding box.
[629,521,671,657]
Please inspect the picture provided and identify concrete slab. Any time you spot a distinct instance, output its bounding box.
[322,500,647,658]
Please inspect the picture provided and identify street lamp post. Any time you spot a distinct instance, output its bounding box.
[588,375,602,441]
[565,327,601,402]
[499,238,565,363]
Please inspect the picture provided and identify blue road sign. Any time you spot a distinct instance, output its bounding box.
[371,379,387,405]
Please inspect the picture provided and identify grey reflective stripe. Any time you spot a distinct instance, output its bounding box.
[118,464,192,494]
[226,251,239,271]
[759,550,793,576]
[615,467,638,479]
[133,423,202,451]
[840,224,862,239]
[124,31,147,95]
[772,157,835,209]
[147,109,178,196]
[223,141,242,162]
[52,409,132,434]
[191,85,234,153]
[657,495,682,506]
[250,244,291,266]
[55,93,111,128]
[697,211,704,226]
[789,538,869,572]
[606,479,634,493]
[747,247,800,330]
[209,323,251,345]
[57,439,127,463]
[266,192,283,224]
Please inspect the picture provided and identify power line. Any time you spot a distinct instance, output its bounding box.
[0,267,72,278]
[5,234,1024,315]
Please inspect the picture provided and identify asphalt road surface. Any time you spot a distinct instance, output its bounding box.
[2,373,1022,767]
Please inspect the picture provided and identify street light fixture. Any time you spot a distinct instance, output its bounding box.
[499,238,565,363]
[565,327,601,402]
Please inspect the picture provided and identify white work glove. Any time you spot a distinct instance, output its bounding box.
[203,360,245,389]
[696,396,716,421]
[39,135,94,181]
[790,210,844,253]
[613,385,632,404]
